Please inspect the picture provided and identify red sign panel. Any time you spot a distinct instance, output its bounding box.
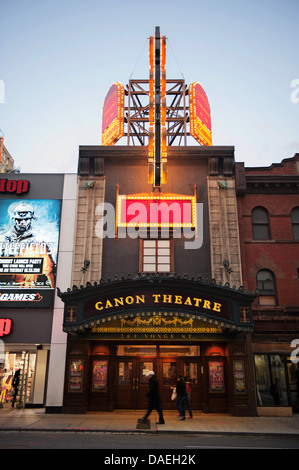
[117,194,196,228]
[101,83,124,146]
[0,318,12,337]
[189,82,212,146]
[0,179,30,195]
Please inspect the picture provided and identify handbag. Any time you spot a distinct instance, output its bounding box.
[171,389,177,401]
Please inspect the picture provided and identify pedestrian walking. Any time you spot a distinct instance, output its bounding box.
[185,378,193,418]
[140,371,165,424]
[175,375,187,420]
[11,369,20,408]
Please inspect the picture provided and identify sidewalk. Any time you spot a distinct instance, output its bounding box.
[1,406,299,437]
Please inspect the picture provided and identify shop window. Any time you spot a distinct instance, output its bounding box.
[0,352,36,407]
[291,207,299,240]
[254,355,288,406]
[251,207,270,240]
[256,269,276,306]
[141,239,172,272]
[287,358,299,411]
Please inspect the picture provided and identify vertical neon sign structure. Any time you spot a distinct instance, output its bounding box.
[148,27,167,188]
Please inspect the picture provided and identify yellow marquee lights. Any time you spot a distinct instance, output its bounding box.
[160,35,167,185]
[148,33,167,186]
[101,82,125,146]
[189,82,212,146]
[116,192,197,228]
[148,36,155,184]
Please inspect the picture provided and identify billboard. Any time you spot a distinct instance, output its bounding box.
[189,82,212,146]
[116,193,196,228]
[101,82,124,146]
[0,199,61,307]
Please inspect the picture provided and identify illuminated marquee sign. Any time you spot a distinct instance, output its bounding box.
[101,82,124,146]
[189,82,212,146]
[116,193,197,228]
[148,31,167,187]
[0,318,12,337]
[83,289,232,322]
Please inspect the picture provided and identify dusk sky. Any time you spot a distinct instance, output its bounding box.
[1,0,298,173]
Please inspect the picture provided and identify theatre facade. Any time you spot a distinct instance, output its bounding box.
[58,141,258,416]
[57,28,272,416]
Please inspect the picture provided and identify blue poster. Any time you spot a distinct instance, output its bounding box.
[0,199,61,303]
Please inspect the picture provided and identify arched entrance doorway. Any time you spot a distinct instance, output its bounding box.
[59,275,256,415]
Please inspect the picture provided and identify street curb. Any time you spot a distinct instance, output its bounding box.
[1,427,299,438]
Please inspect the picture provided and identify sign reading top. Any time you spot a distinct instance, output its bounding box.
[189,82,212,146]
[101,83,124,146]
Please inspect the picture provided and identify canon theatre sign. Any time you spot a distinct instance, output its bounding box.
[84,290,233,322]
[0,179,30,195]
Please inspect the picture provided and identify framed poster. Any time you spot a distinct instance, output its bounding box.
[68,359,84,392]
[92,360,108,391]
[0,199,61,308]
[233,360,246,393]
[208,360,224,392]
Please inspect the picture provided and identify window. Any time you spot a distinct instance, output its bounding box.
[254,355,288,407]
[291,207,299,240]
[256,270,276,305]
[251,207,270,240]
[141,239,172,272]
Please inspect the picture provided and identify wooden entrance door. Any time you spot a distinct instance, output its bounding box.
[116,357,156,409]
[179,357,201,411]
[160,358,178,409]
[160,357,201,409]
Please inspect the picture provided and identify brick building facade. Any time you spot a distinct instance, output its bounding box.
[236,154,299,414]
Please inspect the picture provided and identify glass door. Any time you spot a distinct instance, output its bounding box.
[138,359,156,409]
[160,358,177,409]
[181,359,200,410]
[116,357,156,409]
[116,358,135,409]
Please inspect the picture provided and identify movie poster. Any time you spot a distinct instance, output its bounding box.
[0,199,61,307]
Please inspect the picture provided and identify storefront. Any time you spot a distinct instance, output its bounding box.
[59,275,257,416]
[0,173,76,410]
[0,311,50,409]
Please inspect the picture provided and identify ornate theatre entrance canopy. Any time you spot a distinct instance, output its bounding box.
[58,274,257,340]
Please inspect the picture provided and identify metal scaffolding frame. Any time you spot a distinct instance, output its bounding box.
[124,78,189,147]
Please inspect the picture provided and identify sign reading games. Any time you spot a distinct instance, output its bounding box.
[101,82,124,146]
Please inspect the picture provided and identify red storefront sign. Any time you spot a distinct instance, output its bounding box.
[0,178,30,195]
[0,318,12,337]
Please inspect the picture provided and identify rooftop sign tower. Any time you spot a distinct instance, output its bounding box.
[101,27,212,188]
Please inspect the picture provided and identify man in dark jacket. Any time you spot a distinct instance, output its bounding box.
[141,371,165,424]
[176,375,187,420]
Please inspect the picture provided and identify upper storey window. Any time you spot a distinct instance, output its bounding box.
[291,207,299,240]
[257,270,276,306]
[141,240,172,273]
[251,207,270,240]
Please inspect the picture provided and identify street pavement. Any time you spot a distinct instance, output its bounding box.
[1,406,299,437]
